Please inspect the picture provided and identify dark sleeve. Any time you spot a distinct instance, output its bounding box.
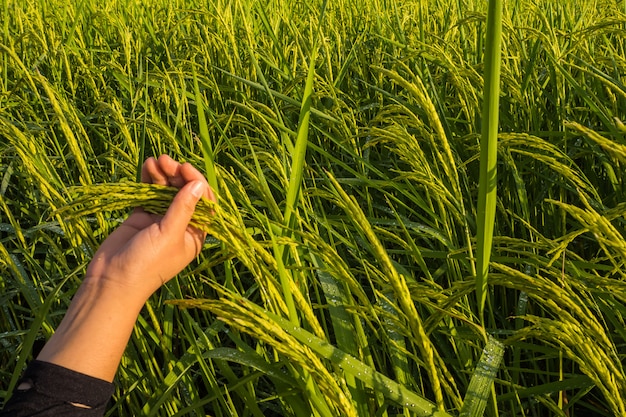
[1,360,114,417]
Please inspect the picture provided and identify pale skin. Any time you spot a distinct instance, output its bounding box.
[33,155,214,393]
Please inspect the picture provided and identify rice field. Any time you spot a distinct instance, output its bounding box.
[1,0,626,415]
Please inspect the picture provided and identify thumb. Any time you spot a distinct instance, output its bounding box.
[160,180,206,234]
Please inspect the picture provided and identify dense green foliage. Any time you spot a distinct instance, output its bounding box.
[1,0,626,415]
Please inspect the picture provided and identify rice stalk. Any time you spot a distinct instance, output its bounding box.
[35,73,95,185]
[325,172,451,410]
[475,0,503,323]
[566,120,626,162]
[170,294,455,417]
[174,295,356,417]
[509,317,626,415]
[193,67,219,195]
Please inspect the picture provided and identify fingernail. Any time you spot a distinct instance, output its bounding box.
[190,181,204,198]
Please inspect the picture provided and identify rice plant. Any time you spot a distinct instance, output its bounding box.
[1,0,626,416]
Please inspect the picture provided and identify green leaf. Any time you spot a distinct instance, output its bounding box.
[476,0,503,322]
[459,336,504,417]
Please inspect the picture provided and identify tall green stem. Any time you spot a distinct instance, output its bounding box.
[476,0,503,324]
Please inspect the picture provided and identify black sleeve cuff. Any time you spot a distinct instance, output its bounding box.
[1,360,114,416]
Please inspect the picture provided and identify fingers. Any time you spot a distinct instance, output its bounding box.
[142,155,209,190]
[160,180,208,241]
[161,180,208,257]
[179,161,205,182]
[141,155,213,253]
[181,162,216,202]
[141,155,184,187]
[141,156,169,185]
[157,155,185,188]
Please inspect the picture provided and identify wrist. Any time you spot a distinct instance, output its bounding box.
[82,274,156,307]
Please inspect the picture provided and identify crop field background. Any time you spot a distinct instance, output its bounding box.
[1,0,626,415]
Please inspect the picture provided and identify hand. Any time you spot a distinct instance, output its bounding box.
[36,155,214,382]
[85,154,215,302]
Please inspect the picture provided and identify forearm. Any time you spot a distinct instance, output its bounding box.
[36,278,147,382]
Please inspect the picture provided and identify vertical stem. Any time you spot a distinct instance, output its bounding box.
[193,67,218,195]
[2,0,8,89]
[476,0,503,324]
[279,0,327,325]
[136,59,148,182]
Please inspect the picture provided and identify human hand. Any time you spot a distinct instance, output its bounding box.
[85,155,215,302]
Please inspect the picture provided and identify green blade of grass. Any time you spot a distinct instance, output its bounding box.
[496,375,594,402]
[313,255,370,416]
[459,336,504,417]
[193,67,219,195]
[278,0,327,328]
[282,34,318,232]
[476,0,503,322]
